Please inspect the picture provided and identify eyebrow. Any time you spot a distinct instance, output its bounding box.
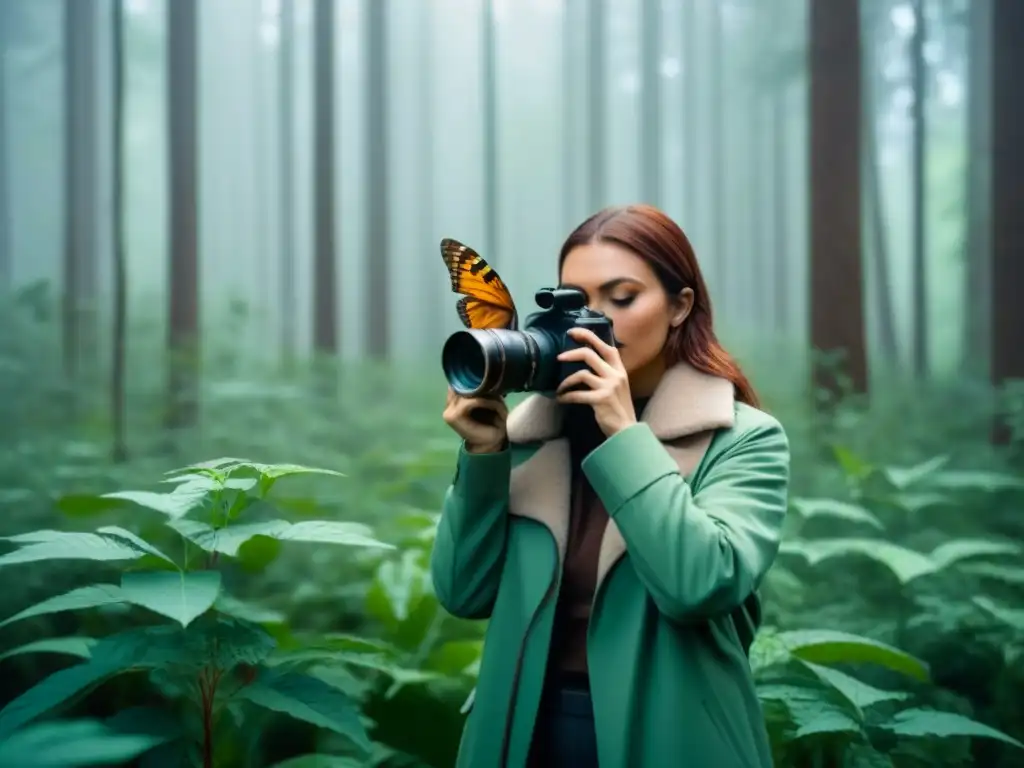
[559,277,644,293]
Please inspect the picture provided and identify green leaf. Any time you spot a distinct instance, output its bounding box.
[171,519,392,556]
[800,661,908,711]
[778,538,1016,584]
[0,637,97,664]
[882,455,950,490]
[0,620,272,738]
[102,478,212,520]
[0,718,169,767]
[778,629,929,682]
[779,539,936,583]
[929,470,1024,493]
[878,708,1024,748]
[973,596,1024,632]
[0,584,127,631]
[0,527,173,569]
[120,570,222,627]
[267,757,364,768]
[790,498,884,529]
[237,669,371,754]
[928,539,1020,570]
[213,593,287,625]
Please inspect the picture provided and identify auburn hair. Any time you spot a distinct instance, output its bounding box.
[557,204,760,408]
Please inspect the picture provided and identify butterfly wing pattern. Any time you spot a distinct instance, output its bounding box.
[440,238,519,331]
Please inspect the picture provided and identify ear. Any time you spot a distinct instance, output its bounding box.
[670,287,695,328]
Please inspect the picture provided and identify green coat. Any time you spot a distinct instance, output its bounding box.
[430,363,790,768]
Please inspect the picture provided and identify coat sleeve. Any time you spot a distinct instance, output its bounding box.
[581,417,789,624]
[429,441,511,620]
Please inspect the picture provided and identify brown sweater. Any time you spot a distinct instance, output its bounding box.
[546,397,650,680]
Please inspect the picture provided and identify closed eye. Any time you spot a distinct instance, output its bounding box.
[610,296,636,308]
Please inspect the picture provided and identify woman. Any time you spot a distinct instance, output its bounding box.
[432,204,789,768]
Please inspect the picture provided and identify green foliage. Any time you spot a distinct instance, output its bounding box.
[2,289,1024,766]
[0,459,399,766]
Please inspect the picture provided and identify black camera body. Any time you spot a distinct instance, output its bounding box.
[441,287,617,398]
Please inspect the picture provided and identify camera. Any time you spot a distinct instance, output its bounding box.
[441,287,617,398]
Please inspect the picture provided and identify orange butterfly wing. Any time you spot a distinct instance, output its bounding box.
[440,238,518,330]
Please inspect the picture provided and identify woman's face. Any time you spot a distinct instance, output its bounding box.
[559,241,693,396]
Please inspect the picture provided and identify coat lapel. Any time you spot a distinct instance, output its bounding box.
[505,362,736,590]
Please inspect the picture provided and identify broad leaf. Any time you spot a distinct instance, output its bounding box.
[0,620,272,738]
[102,478,211,520]
[237,669,371,754]
[120,570,222,627]
[0,528,172,569]
[0,718,169,767]
[0,584,127,631]
[878,708,1024,748]
[929,470,1024,493]
[790,498,884,530]
[928,539,1020,570]
[171,519,392,556]
[973,596,1024,632]
[0,637,96,664]
[778,629,929,681]
[779,537,1014,584]
[779,539,936,583]
[882,455,949,490]
[800,661,907,711]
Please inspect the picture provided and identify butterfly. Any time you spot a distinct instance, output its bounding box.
[440,238,519,331]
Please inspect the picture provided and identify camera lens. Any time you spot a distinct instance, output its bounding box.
[441,328,560,396]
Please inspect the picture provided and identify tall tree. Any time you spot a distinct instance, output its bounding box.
[111,0,127,462]
[681,0,697,226]
[990,0,1024,442]
[482,0,498,259]
[166,0,200,429]
[587,0,606,213]
[963,0,991,375]
[639,0,661,206]
[909,0,928,376]
[808,0,868,397]
[365,0,389,359]
[63,0,100,384]
[279,0,296,366]
[312,0,338,359]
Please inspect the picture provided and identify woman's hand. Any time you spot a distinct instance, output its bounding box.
[555,327,637,437]
[443,388,509,453]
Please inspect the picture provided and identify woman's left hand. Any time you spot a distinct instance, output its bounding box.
[556,327,637,437]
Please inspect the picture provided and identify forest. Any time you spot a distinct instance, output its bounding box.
[0,0,1023,766]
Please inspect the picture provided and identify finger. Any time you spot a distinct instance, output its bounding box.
[567,327,621,366]
[556,369,603,394]
[557,346,615,376]
[556,387,602,405]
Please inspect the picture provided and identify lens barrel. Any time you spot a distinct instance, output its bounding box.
[441,328,558,397]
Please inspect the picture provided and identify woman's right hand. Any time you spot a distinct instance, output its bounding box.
[443,388,509,453]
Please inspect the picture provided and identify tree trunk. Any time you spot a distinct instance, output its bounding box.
[709,1,726,312]
[962,0,991,377]
[639,0,660,207]
[990,0,1024,443]
[808,0,868,398]
[958,0,991,376]
[63,0,100,388]
[165,0,200,430]
[909,0,928,377]
[111,0,127,462]
[278,0,296,367]
[365,0,389,359]
[681,0,696,226]
[312,0,338,359]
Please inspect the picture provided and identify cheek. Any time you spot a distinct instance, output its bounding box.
[611,304,671,366]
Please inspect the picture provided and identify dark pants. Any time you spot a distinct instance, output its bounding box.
[529,674,599,767]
